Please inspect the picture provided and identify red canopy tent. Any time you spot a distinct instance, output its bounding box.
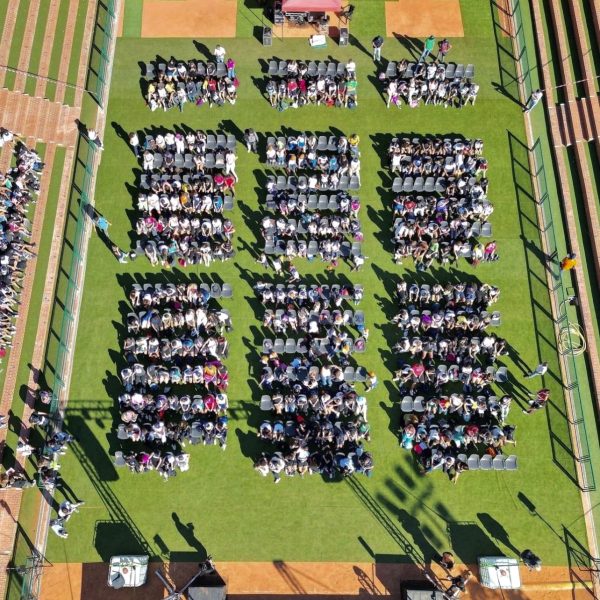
[281,0,341,12]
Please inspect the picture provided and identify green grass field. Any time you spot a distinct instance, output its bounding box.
[43,0,591,569]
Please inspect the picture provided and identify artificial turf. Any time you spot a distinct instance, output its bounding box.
[43,0,591,569]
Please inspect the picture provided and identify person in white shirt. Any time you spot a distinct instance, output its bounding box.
[213,45,226,63]
[224,151,237,181]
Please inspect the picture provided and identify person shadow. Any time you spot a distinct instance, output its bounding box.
[172,512,208,558]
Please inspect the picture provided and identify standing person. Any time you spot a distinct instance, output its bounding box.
[524,361,548,379]
[523,388,550,414]
[128,132,140,157]
[94,213,111,237]
[437,38,452,62]
[446,570,472,598]
[440,551,455,572]
[213,44,226,63]
[418,35,436,63]
[560,252,577,271]
[244,128,258,153]
[87,128,104,150]
[225,150,238,181]
[372,35,384,62]
[521,549,542,572]
[226,57,236,79]
[524,89,543,112]
[111,244,129,264]
[365,371,378,392]
[351,254,366,271]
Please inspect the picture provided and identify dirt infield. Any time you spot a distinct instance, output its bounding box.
[142,0,237,38]
[40,561,593,600]
[385,0,464,38]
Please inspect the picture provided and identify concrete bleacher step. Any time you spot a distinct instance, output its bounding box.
[556,103,571,146]
[578,97,595,142]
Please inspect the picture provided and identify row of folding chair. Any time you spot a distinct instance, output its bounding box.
[268,60,348,78]
[146,60,227,79]
[145,133,236,152]
[266,135,349,153]
[390,136,480,149]
[463,453,517,470]
[391,176,481,194]
[385,62,475,80]
[261,336,366,355]
[394,307,501,327]
[263,217,362,237]
[266,193,359,212]
[266,308,365,327]
[268,174,360,192]
[131,282,233,300]
[263,239,361,257]
[258,282,363,301]
[400,394,500,413]
[138,191,234,212]
[392,217,492,239]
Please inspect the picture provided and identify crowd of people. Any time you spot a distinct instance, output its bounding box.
[379,60,478,109]
[116,281,232,478]
[144,54,239,111]
[0,139,43,361]
[265,59,358,110]
[254,281,374,482]
[390,281,514,480]
[386,136,496,268]
[260,133,365,267]
[136,130,237,267]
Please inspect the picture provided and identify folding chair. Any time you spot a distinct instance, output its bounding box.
[479,455,493,470]
[481,222,492,237]
[285,339,297,354]
[392,177,403,193]
[226,134,236,151]
[413,396,425,412]
[114,451,126,467]
[401,397,414,412]
[344,367,355,382]
[492,455,506,470]
[210,283,222,298]
[268,60,278,75]
[317,135,328,151]
[386,61,397,78]
[349,175,360,190]
[262,339,274,353]
[495,366,508,383]
[504,455,518,470]
[467,454,480,470]
[221,283,233,298]
[491,311,502,326]
[260,395,274,411]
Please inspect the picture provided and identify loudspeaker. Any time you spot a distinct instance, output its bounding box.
[263,26,272,46]
[339,27,349,46]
